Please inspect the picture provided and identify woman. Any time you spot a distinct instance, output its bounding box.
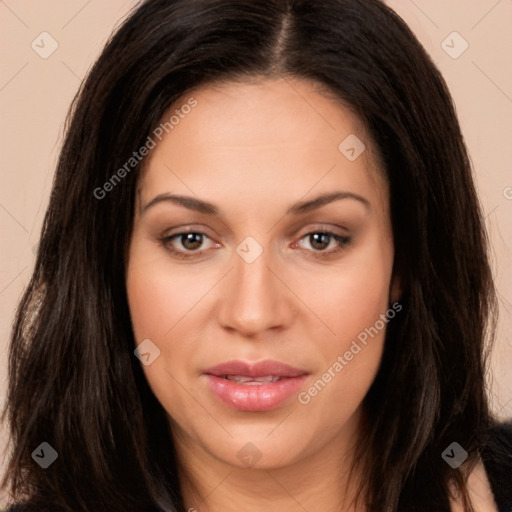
[2,0,511,511]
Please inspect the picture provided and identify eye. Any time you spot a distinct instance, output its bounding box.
[159,231,219,259]
[159,228,351,260]
[295,230,351,255]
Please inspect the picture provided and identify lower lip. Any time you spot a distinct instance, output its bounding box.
[204,374,308,411]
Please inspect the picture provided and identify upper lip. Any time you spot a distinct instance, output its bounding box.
[203,360,308,378]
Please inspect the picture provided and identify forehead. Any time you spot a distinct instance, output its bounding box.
[138,77,387,216]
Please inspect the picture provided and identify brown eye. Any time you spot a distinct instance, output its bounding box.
[309,233,331,250]
[298,231,351,253]
[178,233,204,251]
[159,230,220,260]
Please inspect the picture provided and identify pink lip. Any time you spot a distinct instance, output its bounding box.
[203,360,308,412]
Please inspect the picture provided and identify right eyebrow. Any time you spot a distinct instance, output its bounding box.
[141,194,218,215]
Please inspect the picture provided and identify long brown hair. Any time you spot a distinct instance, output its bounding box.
[2,1,498,510]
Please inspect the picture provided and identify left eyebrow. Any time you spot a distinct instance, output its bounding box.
[286,191,371,214]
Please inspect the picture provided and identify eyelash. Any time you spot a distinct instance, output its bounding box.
[158,229,351,260]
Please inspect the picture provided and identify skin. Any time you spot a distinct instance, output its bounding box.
[125,76,402,511]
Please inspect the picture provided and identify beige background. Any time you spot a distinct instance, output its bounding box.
[0,0,511,490]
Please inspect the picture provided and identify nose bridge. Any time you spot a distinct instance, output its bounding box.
[217,242,289,334]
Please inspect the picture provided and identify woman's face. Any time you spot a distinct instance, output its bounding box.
[127,77,398,472]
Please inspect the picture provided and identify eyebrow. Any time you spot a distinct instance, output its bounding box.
[141,190,370,216]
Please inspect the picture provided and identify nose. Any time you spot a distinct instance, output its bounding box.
[216,247,293,337]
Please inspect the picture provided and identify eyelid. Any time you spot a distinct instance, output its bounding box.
[295,222,349,236]
[160,223,216,236]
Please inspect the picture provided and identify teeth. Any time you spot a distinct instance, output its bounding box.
[223,375,281,384]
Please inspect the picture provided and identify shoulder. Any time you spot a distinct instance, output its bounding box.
[480,420,512,512]
[450,420,512,512]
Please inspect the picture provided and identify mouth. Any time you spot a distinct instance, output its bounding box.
[202,360,309,411]
[218,375,283,384]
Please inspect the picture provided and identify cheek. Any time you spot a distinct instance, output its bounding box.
[292,236,394,409]
[126,245,218,420]
[126,265,194,429]
[295,237,394,351]
[126,241,208,341]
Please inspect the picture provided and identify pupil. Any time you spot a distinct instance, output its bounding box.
[310,233,330,250]
[182,233,202,250]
